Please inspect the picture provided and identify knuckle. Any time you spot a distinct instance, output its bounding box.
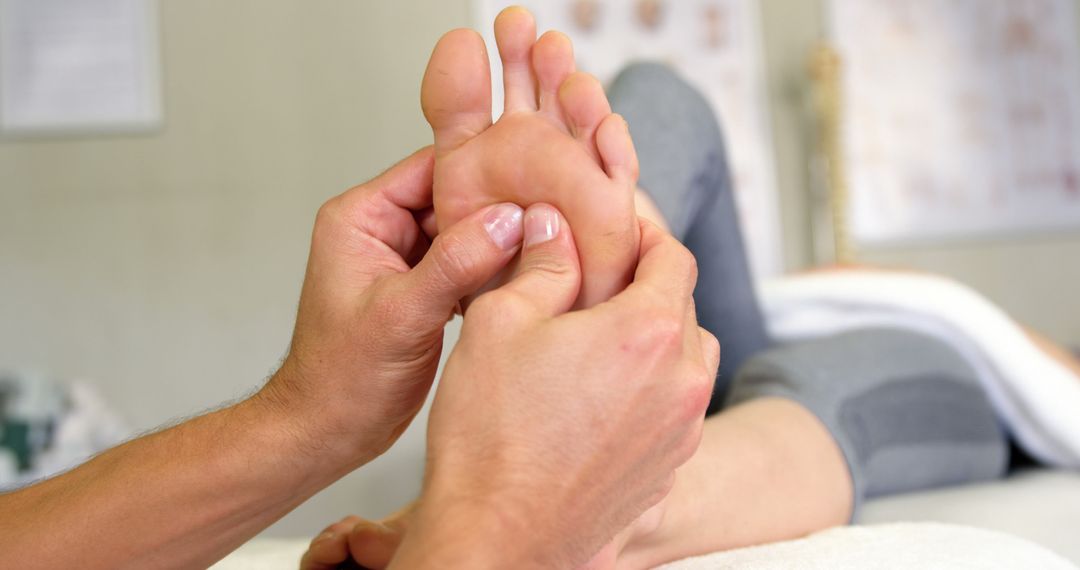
[429,232,483,287]
[683,369,716,417]
[522,252,577,284]
[675,422,705,463]
[315,197,346,227]
[638,313,683,351]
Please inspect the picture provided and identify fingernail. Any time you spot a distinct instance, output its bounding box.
[525,204,560,246]
[483,203,524,250]
[313,530,335,544]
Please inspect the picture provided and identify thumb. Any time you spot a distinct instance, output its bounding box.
[493,203,582,318]
[393,202,524,328]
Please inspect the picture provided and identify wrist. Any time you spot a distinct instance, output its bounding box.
[391,490,550,569]
[243,373,376,480]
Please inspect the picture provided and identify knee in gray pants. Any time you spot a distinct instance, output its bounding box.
[725,328,1009,517]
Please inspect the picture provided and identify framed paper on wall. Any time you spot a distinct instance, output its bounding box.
[0,0,162,135]
[829,0,1080,245]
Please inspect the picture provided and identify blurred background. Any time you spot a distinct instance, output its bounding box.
[1,0,1078,538]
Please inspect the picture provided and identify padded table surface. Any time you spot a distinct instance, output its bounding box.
[860,469,1080,564]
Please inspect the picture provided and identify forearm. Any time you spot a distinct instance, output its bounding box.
[0,392,357,570]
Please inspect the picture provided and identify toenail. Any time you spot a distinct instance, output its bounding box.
[525,204,560,246]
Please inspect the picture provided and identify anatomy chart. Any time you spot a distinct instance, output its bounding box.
[830,0,1080,244]
[475,0,783,277]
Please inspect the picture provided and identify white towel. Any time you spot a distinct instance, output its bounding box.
[214,523,1077,570]
[759,271,1080,468]
[659,523,1077,570]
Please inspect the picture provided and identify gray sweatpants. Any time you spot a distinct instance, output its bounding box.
[607,63,1009,515]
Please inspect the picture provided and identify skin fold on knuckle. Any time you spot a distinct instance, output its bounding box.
[682,365,715,419]
[363,286,433,346]
[315,196,346,229]
[312,196,384,263]
[521,251,577,286]
[429,232,486,291]
[636,311,684,355]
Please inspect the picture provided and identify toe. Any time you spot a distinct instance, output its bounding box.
[495,6,538,113]
[421,29,493,154]
[532,31,576,123]
[558,72,612,157]
[596,113,640,183]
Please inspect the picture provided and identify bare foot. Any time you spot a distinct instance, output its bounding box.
[421,7,641,308]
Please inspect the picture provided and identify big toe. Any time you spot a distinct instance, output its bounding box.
[421,29,493,153]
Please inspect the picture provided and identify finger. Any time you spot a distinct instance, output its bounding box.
[406,207,438,266]
[312,148,436,274]
[487,203,582,320]
[300,516,361,570]
[415,206,439,240]
[616,219,698,312]
[349,146,437,211]
[391,202,525,330]
[348,520,406,569]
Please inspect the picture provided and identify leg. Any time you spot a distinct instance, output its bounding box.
[617,329,1008,568]
[608,63,771,404]
[614,398,851,568]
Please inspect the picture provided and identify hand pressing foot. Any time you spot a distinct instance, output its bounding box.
[422,6,641,308]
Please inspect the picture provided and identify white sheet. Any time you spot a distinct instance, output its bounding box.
[659,522,1077,570]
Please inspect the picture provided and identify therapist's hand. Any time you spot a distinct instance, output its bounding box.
[391,208,720,569]
[257,147,526,467]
